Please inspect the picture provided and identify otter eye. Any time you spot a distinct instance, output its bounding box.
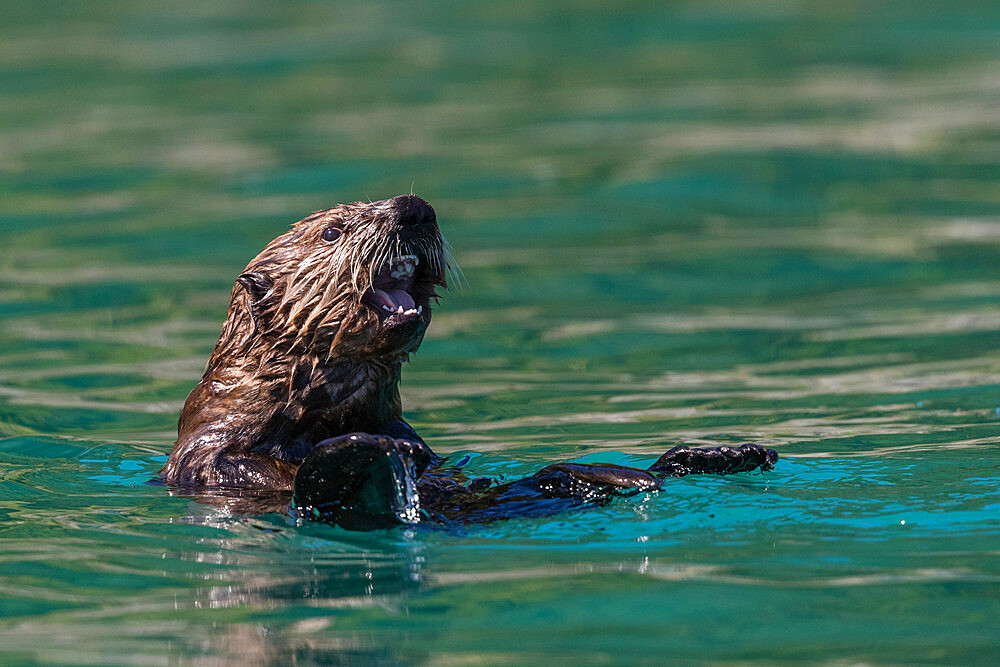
[321,227,342,242]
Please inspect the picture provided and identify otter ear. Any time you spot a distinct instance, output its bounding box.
[236,271,274,332]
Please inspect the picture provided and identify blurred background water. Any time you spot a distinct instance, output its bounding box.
[2,0,1000,663]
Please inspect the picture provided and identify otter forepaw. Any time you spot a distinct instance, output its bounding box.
[292,433,432,530]
[649,443,778,477]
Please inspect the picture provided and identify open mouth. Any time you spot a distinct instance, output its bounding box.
[362,255,424,321]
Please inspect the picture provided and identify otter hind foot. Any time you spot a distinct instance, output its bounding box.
[292,434,432,530]
[649,443,778,477]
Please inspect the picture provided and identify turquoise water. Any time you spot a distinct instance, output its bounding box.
[3,1,1000,662]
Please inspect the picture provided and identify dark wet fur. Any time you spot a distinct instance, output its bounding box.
[161,195,778,528]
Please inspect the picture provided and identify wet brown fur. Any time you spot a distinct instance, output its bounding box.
[161,196,451,490]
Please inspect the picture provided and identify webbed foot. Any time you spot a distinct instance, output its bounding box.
[649,443,778,477]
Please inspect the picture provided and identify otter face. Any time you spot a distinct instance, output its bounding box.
[232,195,451,362]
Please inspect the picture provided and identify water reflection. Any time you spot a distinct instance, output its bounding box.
[176,525,427,611]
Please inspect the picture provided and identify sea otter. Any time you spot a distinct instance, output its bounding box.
[162,195,777,529]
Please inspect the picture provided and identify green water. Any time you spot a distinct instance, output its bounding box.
[2,0,1000,663]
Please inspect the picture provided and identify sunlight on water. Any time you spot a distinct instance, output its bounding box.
[1,0,999,662]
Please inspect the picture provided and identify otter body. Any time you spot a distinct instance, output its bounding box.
[163,196,777,528]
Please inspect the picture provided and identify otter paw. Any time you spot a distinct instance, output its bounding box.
[649,443,778,477]
[292,433,431,530]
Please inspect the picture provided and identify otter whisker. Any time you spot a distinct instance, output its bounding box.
[442,236,465,291]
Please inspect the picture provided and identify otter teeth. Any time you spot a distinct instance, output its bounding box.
[389,255,419,280]
[382,304,422,316]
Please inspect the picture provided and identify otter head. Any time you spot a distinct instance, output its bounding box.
[225,195,450,365]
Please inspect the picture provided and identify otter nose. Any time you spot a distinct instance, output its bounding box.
[390,195,435,227]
